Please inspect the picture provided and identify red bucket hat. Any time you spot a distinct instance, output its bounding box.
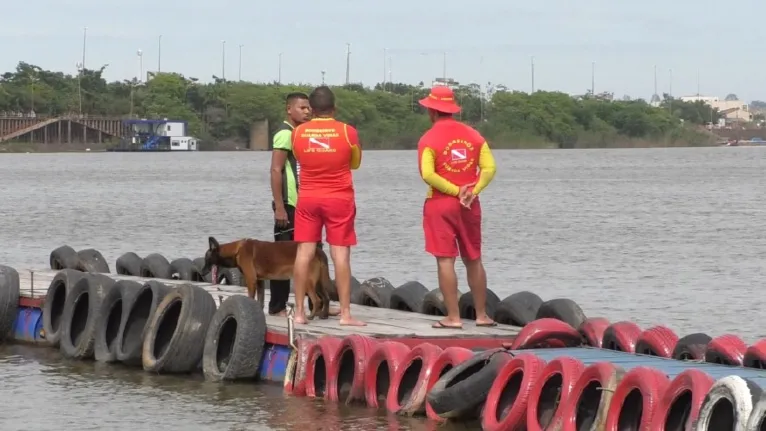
[418,86,461,114]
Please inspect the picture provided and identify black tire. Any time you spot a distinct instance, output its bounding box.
[329,276,361,302]
[140,253,172,279]
[75,248,110,273]
[192,257,208,279]
[115,280,171,366]
[427,348,508,419]
[202,295,266,381]
[389,281,429,312]
[216,268,245,286]
[94,280,140,362]
[116,252,143,276]
[0,265,20,342]
[672,332,712,360]
[142,284,218,373]
[169,258,205,282]
[50,245,80,270]
[494,291,543,326]
[353,277,395,308]
[458,289,501,320]
[59,273,116,359]
[535,298,587,329]
[420,288,460,316]
[42,269,85,347]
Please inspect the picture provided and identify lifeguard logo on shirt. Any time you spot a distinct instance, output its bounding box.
[441,139,475,172]
[299,128,339,153]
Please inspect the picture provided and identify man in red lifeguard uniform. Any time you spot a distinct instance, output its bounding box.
[290,86,365,326]
[417,85,497,329]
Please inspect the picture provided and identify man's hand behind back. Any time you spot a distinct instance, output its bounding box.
[459,182,477,208]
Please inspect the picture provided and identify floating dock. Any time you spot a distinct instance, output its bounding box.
[3,247,766,430]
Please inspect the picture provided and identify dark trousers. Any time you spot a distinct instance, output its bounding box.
[270,202,295,314]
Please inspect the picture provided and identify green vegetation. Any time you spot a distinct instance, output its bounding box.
[0,62,722,149]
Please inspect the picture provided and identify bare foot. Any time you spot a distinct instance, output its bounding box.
[339,317,367,326]
[329,307,341,316]
[475,318,497,327]
[294,315,309,325]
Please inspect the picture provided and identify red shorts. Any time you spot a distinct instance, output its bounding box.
[294,197,357,246]
[423,197,482,260]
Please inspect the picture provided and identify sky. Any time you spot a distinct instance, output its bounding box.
[3,0,765,102]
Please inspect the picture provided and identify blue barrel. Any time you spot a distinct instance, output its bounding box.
[258,343,293,383]
[12,307,44,343]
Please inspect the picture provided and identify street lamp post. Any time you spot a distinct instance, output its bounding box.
[238,44,243,81]
[221,40,226,81]
[137,49,143,82]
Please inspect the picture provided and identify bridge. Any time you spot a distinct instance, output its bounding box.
[0,116,129,145]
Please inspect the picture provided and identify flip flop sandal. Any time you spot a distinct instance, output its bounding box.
[476,322,498,327]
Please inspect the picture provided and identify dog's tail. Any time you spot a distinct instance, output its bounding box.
[315,246,334,296]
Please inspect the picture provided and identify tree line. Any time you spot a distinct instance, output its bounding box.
[0,61,729,149]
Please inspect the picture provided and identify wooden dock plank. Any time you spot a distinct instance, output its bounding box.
[16,269,520,340]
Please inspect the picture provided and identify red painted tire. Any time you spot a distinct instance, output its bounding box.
[510,318,583,349]
[603,366,670,430]
[578,317,610,348]
[386,342,443,415]
[304,336,343,399]
[744,339,766,369]
[526,356,586,430]
[634,325,679,358]
[329,334,378,404]
[649,369,714,430]
[601,321,642,353]
[364,341,411,408]
[559,361,625,430]
[704,334,747,366]
[424,347,475,421]
[481,353,546,431]
[287,338,317,396]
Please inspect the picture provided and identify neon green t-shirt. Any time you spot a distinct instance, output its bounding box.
[272,121,298,207]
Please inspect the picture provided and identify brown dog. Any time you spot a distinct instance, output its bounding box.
[200,236,332,320]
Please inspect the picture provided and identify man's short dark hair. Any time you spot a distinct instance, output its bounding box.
[308,86,335,114]
[286,92,308,106]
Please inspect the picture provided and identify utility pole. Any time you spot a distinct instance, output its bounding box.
[388,56,392,84]
[531,56,535,93]
[345,43,351,85]
[696,69,700,97]
[442,51,447,80]
[653,64,657,97]
[321,70,326,84]
[278,52,282,83]
[383,48,387,90]
[82,27,87,70]
[591,61,595,95]
[238,44,244,81]
[137,49,143,82]
[668,68,673,114]
[221,40,226,81]
[76,62,83,115]
[158,35,162,73]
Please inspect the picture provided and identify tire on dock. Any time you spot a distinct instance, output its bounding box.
[116,281,171,366]
[603,366,669,430]
[650,369,713,430]
[94,280,141,362]
[42,269,85,347]
[746,392,766,430]
[601,321,642,353]
[116,252,143,276]
[481,353,546,431]
[363,341,412,408]
[305,336,344,398]
[634,325,679,358]
[420,288,460,316]
[526,356,586,429]
[458,289,500,320]
[353,277,395,308]
[75,248,110,273]
[215,268,245,286]
[426,347,508,420]
[0,265,20,342]
[142,284,217,374]
[424,347,475,421]
[202,295,266,382]
[59,273,116,359]
[510,318,582,349]
[558,361,625,431]
[169,258,204,282]
[328,276,361,302]
[535,298,587,330]
[331,335,378,404]
[192,258,209,281]
[578,317,611,348]
[494,291,543,326]
[704,334,747,366]
[388,342,444,416]
[140,253,172,279]
[50,245,80,270]
[672,332,712,361]
[744,339,766,369]
[388,281,429,313]
[695,375,761,431]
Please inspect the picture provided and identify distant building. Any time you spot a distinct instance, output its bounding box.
[679,95,752,124]
[432,78,459,90]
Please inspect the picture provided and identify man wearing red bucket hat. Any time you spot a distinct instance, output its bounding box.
[417,85,497,329]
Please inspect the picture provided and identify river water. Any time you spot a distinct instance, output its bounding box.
[0,147,764,430]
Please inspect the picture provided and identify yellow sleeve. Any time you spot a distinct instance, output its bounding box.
[350,145,361,170]
[472,142,497,195]
[420,148,460,196]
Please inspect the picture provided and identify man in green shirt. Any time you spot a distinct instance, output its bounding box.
[269,92,311,316]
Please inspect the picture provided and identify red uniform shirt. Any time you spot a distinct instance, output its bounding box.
[292,117,360,200]
[417,117,485,199]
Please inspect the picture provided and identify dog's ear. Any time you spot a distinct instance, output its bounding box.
[208,236,219,250]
